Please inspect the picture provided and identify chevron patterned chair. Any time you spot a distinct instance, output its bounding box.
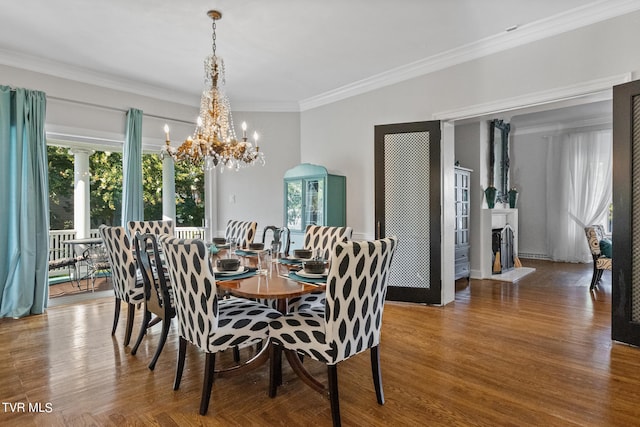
[159,235,281,416]
[127,220,174,238]
[224,219,257,248]
[287,225,354,312]
[99,225,145,346]
[584,225,612,290]
[268,236,398,427]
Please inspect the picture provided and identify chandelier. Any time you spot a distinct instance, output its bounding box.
[162,10,265,171]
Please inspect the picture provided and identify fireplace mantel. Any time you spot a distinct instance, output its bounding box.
[478,208,519,279]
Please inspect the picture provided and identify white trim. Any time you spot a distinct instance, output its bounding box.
[513,115,612,136]
[432,73,631,121]
[300,1,640,111]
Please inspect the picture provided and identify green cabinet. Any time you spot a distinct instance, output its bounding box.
[284,164,346,249]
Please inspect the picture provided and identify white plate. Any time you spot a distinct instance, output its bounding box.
[296,269,328,279]
[213,266,246,275]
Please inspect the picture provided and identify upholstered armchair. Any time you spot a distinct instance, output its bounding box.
[584,225,612,290]
[269,237,398,427]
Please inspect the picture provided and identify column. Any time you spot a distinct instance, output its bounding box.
[69,148,92,239]
[203,159,218,242]
[162,156,176,224]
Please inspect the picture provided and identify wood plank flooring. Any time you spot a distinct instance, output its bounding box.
[1,259,639,426]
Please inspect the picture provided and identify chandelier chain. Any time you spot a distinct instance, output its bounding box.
[211,19,217,57]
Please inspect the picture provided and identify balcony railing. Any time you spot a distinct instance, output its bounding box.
[48,227,206,271]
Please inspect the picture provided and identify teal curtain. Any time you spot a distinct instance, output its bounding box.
[0,86,49,317]
[121,108,143,224]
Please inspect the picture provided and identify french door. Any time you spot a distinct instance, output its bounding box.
[374,121,441,304]
[612,79,640,345]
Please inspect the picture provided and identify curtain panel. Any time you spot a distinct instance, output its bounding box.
[546,129,613,263]
[121,108,143,225]
[0,86,49,317]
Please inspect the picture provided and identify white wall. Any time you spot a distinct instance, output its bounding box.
[300,11,640,242]
[510,132,550,258]
[214,111,301,237]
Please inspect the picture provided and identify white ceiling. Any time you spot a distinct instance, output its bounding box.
[0,0,636,111]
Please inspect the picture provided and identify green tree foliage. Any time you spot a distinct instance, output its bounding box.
[47,146,204,229]
[47,146,74,230]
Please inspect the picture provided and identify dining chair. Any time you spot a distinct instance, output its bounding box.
[303,225,353,260]
[584,225,612,290]
[99,225,145,346]
[262,225,290,256]
[131,233,175,370]
[269,236,398,427]
[288,225,354,312]
[127,220,174,238]
[224,220,257,248]
[159,235,281,416]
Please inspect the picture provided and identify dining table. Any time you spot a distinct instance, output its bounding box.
[212,253,329,393]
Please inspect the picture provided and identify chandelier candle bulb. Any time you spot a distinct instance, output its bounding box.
[242,121,247,139]
[164,124,170,143]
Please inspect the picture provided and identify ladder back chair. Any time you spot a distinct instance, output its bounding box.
[131,233,175,370]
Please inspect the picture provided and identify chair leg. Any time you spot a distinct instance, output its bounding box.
[131,308,151,355]
[233,346,240,362]
[149,319,171,371]
[590,266,599,290]
[370,345,385,405]
[327,364,341,427]
[269,344,282,398]
[112,298,121,336]
[174,337,187,390]
[199,352,216,416]
[124,303,136,346]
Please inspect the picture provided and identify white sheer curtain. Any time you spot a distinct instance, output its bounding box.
[546,129,612,263]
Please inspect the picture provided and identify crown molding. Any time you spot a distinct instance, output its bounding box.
[0,48,200,107]
[0,48,300,112]
[300,0,640,112]
[433,73,631,121]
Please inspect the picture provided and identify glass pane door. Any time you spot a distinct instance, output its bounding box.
[304,179,324,226]
[285,180,302,231]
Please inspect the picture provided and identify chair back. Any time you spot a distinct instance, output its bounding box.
[225,220,257,247]
[160,236,219,351]
[304,225,353,260]
[585,225,606,257]
[325,236,398,364]
[133,233,174,319]
[262,225,291,256]
[99,225,144,304]
[127,220,174,238]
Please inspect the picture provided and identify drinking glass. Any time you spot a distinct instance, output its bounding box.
[227,237,237,258]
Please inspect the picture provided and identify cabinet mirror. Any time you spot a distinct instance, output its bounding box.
[489,119,511,204]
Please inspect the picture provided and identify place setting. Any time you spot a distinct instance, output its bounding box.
[212,258,258,281]
[288,257,329,285]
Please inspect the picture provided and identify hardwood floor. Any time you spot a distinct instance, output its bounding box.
[2,259,639,426]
